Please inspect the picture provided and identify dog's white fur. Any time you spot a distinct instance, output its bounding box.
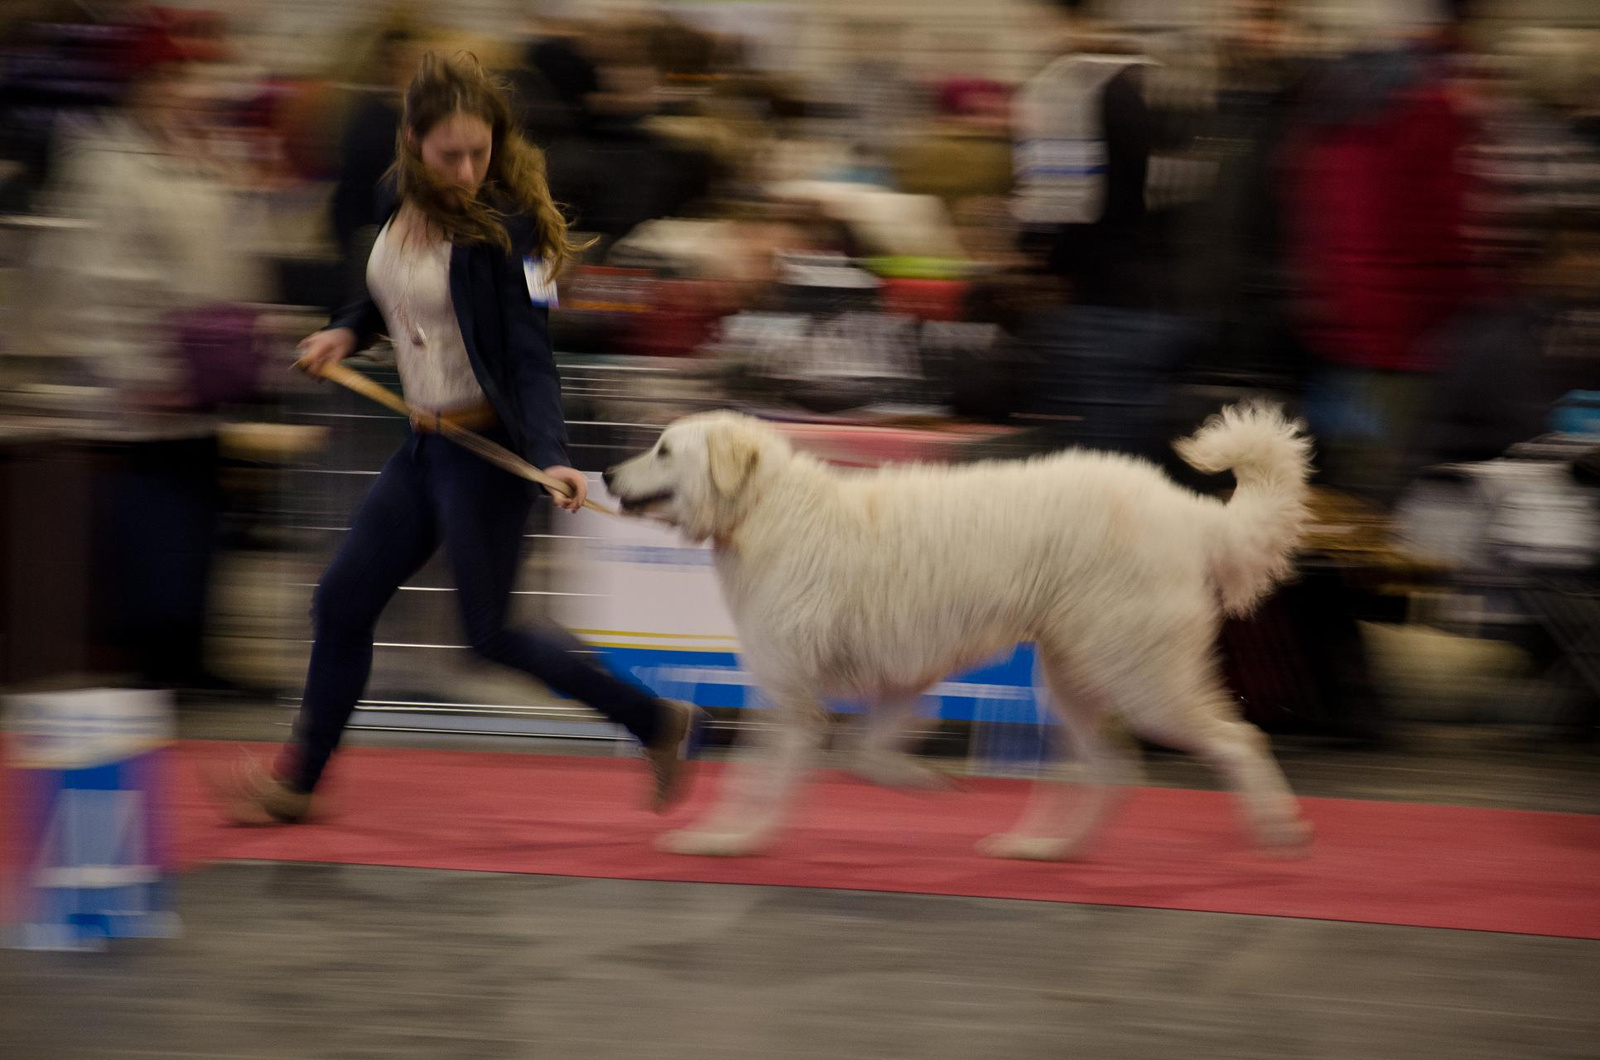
[606,404,1315,859]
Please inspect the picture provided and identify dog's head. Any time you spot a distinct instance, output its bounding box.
[603,411,788,543]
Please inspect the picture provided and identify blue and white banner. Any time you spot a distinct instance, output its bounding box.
[3,689,180,951]
[550,477,1043,724]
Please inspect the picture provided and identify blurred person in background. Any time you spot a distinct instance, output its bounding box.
[328,22,427,308]
[1413,36,1600,491]
[1282,6,1479,509]
[507,15,599,143]
[1173,0,1311,390]
[214,53,696,826]
[0,0,149,209]
[831,18,914,187]
[1457,29,1600,284]
[890,78,1014,209]
[1013,0,1155,310]
[1417,207,1600,468]
[1006,5,1191,465]
[529,17,716,250]
[37,14,266,409]
[33,12,273,691]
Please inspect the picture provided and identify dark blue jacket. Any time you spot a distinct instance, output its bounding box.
[326,187,570,471]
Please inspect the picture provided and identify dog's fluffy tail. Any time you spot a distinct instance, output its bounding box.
[1174,402,1313,617]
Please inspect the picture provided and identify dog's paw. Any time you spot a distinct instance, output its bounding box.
[657,827,769,858]
[851,751,952,791]
[976,833,1087,862]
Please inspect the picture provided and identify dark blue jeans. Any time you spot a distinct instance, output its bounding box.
[283,429,663,793]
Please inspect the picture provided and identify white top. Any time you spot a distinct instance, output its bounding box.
[366,213,487,412]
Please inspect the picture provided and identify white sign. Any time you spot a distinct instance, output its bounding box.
[550,476,740,656]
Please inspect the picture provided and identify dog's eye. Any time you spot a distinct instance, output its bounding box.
[657,443,671,458]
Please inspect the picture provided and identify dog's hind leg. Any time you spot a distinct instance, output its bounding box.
[978,651,1138,861]
[850,694,949,790]
[1131,688,1311,853]
[658,689,827,857]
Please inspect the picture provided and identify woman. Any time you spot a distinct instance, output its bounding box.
[38,31,268,690]
[220,53,697,824]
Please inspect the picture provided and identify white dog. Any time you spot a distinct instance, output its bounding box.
[603,404,1314,860]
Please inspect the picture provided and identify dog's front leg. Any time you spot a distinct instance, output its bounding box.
[658,694,826,857]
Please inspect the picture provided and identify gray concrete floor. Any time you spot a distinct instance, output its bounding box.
[2,864,1596,1060]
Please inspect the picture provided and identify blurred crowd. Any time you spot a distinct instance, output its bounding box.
[0,1,1594,488]
[0,0,1597,719]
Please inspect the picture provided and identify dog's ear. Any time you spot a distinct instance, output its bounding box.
[707,425,760,497]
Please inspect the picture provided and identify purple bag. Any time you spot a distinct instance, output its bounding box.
[166,303,267,409]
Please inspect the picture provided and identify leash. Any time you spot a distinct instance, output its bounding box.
[297,358,619,517]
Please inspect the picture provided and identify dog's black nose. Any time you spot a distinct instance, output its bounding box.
[601,468,615,488]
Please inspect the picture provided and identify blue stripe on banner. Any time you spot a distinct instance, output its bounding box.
[586,644,1047,723]
[587,544,715,567]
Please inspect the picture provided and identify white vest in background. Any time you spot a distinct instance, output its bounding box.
[1012,53,1153,227]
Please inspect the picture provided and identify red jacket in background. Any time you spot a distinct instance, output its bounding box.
[1286,56,1478,372]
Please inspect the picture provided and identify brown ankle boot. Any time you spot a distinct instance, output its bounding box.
[203,756,315,825]
[645,700,702,813]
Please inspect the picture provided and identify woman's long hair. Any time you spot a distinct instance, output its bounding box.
[393,52,588,275]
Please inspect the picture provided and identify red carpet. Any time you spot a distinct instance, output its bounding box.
[169,742,1600,939]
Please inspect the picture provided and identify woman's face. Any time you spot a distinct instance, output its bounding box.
[415,111,493,196]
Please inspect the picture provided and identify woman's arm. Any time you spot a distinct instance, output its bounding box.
[324,287,386,351]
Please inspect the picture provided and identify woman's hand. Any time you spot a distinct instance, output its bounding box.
[295,327,357,379]
[542,465,588,513]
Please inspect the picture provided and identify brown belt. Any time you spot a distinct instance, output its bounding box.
[410,400,498,434]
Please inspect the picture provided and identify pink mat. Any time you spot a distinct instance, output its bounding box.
[146,742,1600,939]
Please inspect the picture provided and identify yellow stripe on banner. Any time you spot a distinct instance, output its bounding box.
[582,639,738,652]
[571,629,740,652]
[571,629,738,642]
